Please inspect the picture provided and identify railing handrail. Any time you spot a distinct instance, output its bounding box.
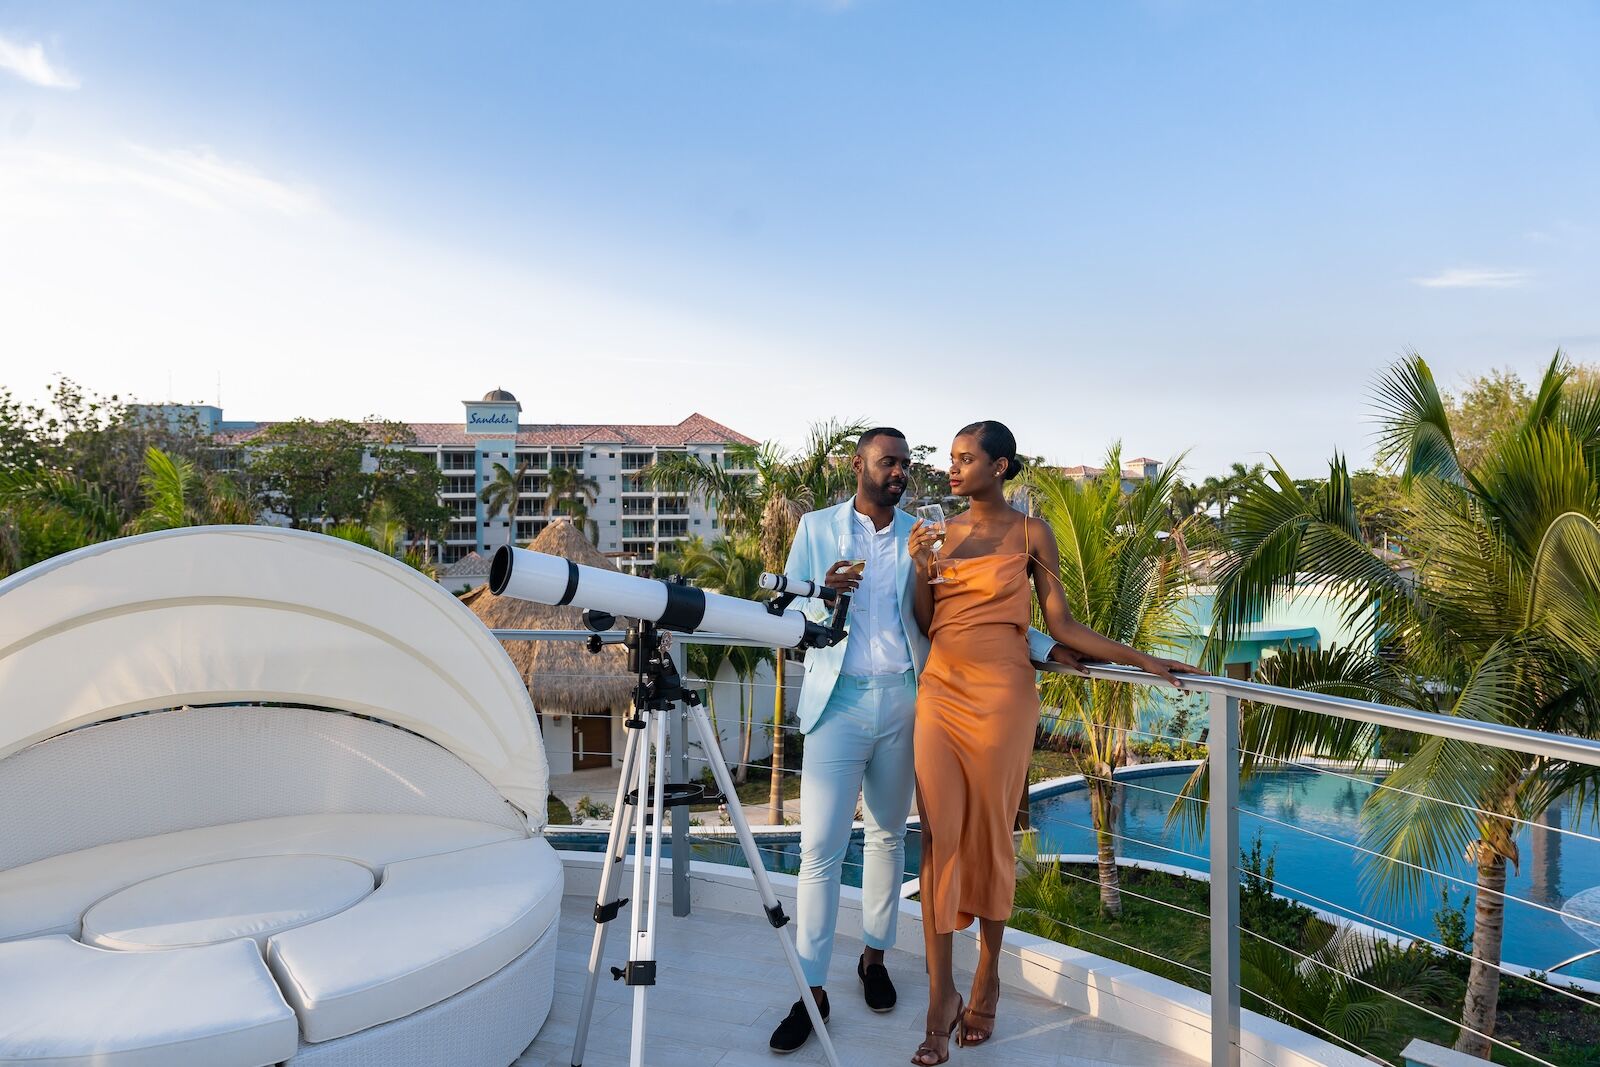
[1054,661,1600,770]
[488,628,1600,769]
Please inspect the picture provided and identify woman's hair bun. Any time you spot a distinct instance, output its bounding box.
[958,420,1023,481]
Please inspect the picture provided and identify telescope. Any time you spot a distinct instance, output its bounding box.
[489,546,846,650]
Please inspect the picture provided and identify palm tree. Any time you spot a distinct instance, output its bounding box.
[1021,448,1194,916]
[657,534,773,783]
[651,419,866,822]
[479,460,530,525]
[1198,462,1266,520]
[547,465,599,544]
[327,499,438,578]
[681,640,731,770]
[1195,351,1600,1056]
[126,447,256,533]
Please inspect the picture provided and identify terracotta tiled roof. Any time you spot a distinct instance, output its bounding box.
[216,413,756,449]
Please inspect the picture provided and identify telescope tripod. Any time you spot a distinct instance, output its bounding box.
[569,619,840,1067]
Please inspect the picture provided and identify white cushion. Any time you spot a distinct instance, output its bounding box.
[0,813,522,942]
[0,704,528,871]
[266,836,564,1042]
[83,855,375,951]
[0,935,297,1067]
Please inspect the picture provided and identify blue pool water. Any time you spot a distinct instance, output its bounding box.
[549,767,1600,981]
[1031,766,1600,981]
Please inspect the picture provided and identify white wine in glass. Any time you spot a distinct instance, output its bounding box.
[916,504,952,584]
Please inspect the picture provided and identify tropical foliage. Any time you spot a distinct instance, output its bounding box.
[656,534,775,782]
[1192,351,1600,1055]
[1018,447,1195,915]
[651,419,865,821]
[547,465,600,543]
[0,381,445,580]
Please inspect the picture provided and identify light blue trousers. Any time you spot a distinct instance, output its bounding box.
[795,670,918,988]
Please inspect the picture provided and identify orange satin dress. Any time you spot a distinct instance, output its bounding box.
[914,537,1039,935]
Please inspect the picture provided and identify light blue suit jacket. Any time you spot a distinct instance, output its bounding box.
[785,500,1057,734]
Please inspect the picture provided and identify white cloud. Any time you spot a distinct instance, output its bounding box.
[131,146,321,217]
[0,143,320,223]
[0,34,78,89]
[1411,268,1530,289]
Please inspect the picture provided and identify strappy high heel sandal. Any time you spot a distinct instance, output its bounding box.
[911,994,964,1065]
[959,1005,995,1047]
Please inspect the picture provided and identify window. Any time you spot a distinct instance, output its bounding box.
[658,520,688,539]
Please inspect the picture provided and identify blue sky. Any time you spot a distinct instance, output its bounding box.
[2,1,1597,477]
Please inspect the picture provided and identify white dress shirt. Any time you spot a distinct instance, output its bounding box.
[839,504,915,678]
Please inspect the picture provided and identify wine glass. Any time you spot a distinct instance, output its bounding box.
[916,504,953,584]
[836,532,866,591]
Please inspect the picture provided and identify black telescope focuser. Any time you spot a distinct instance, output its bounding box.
[758,572,849,650]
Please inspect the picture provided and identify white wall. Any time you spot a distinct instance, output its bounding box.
[539,711,576,776]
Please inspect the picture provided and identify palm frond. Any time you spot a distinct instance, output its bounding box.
[1371,352,1464,485]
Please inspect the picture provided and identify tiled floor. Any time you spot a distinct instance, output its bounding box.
[516,895,1202,1067]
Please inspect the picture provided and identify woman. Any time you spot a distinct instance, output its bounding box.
[906,421,1196,1065]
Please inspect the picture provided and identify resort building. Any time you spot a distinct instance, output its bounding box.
[190,389,756,578]
[1058,455,1165,491]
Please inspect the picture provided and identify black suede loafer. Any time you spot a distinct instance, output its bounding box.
[858,953,896,1012]
[768,991,829,1054]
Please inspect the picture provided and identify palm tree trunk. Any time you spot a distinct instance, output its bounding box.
[736,678,752,785]
[768,655,786,825]
[1455,848,1506,1058]
[1087,773,1123,917]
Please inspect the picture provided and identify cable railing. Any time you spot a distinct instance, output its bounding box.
[492,629,1600,1066]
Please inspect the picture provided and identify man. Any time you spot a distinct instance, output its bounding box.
[768,427,1078,1054]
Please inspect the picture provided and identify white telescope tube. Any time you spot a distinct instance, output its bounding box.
[758,572,838,603]
[490,546,810,648]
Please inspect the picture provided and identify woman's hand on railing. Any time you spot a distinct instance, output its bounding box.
[1134,653,1202,688]
[1045,643,1089,675]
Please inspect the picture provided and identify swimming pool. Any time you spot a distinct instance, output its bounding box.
[1033,764,1600,982]
[548,766,1600,981]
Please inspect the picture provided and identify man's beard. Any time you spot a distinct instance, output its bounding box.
[866,479,906,507]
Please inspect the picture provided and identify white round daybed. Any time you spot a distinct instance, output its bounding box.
[0,527,563,1067]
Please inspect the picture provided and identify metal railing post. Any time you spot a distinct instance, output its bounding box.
[667,637,698,918]
[1209,691,1241,1067]
[671,699,691,916]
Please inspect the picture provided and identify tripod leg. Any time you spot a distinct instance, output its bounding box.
[687,700,842,1067]
[623,707,654,1067]
[626,706,668,1067]
[570,716,645,1067]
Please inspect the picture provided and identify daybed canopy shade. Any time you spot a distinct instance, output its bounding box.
[0,526,548,823]
[464,519,634,713]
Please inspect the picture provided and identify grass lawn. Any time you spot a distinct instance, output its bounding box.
[546,793,573,826]
[1008,862,1600,1066]
[689,757,804,813]
[1027,748,1081,785]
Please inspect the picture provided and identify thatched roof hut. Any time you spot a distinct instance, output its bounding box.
[463,520,635,713]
